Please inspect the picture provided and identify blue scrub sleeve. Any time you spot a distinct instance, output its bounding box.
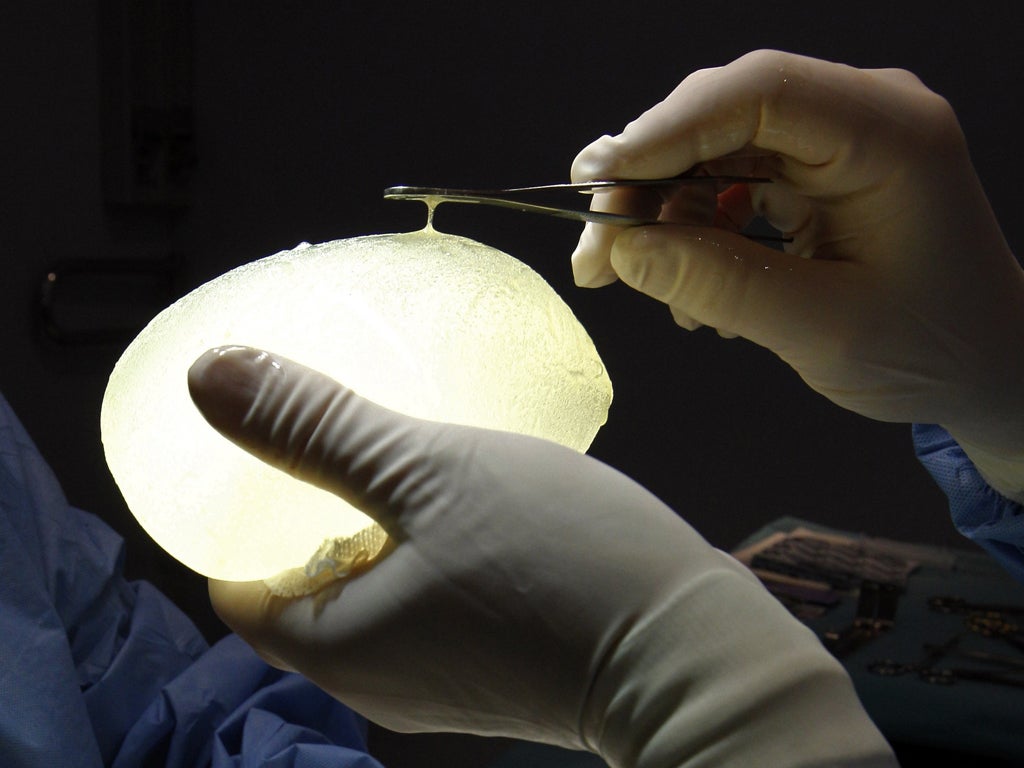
[0,392,383,768]
[913,423,1024,584]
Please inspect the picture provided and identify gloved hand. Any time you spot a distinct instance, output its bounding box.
[571,50,1024,503]
[189,346,896,768]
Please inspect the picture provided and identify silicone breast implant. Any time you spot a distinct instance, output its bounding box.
[101,228,612,595]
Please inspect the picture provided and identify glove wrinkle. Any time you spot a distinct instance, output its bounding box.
[586,565,893,768]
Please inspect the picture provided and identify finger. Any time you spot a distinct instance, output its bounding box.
[568,67,721,183]
[658,183,718,227]
[571,186,661,288]
[609,225,857,354]
[573,50,899,189]
[253,645,296,672]
[188,346,428,536]
[209,578,282,634]
[668,304,702,332]
[572,223,621,288]
[208,578,303,667]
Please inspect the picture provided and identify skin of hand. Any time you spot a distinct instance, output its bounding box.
[570,50,1024,503]
[189,346,897,768]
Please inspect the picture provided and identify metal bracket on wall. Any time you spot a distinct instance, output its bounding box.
[37,256,179,346]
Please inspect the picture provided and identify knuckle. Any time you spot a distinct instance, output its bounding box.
[915,90,965,149]
[735,49,800,95]
[571,134,630,180]
[668,242,747,332]
[737,48,793,73]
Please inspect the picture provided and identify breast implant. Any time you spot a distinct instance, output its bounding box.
[101,226,613,595]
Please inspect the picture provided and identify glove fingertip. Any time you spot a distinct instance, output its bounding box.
[188,346,273,435]
[570,134,621,182]
[572,223,621,288]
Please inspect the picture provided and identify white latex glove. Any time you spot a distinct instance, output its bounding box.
[571,50,1024,503]
[189,346,896,768]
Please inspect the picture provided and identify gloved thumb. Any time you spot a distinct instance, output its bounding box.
[187,345,425,537]
[610,224,846,353]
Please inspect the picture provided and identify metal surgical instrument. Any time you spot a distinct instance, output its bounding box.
[384,175,791,242]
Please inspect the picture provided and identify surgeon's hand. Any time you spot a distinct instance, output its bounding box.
[188,346,895,768]
[571,50,1024,503]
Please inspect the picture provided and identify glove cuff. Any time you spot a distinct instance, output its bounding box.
[952,435,1024,506]
[914,424,1024,582]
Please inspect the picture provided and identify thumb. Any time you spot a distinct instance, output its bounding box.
[610,225,847,353]
[187,346,427,537]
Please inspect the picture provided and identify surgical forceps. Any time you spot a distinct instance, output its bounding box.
[384,175,791,242]
[869,636,1024,688]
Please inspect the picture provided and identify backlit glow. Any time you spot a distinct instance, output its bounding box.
[101,230,612,592]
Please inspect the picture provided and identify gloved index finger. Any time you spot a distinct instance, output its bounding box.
[572,50,893,190]
[187,346,419,538]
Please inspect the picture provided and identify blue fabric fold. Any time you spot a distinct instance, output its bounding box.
[211,670,384,767]
[913,423,1024,584]
[0,392,382,768]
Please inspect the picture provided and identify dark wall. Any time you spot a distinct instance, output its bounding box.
[2,0,1020,690]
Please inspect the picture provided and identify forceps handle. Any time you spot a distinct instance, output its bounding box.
[491,175,773,194]
[387,174,772,198]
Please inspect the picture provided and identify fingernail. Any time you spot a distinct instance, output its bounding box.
[188,346,277,430]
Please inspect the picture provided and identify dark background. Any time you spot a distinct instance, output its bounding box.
[2,2,1022,765]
